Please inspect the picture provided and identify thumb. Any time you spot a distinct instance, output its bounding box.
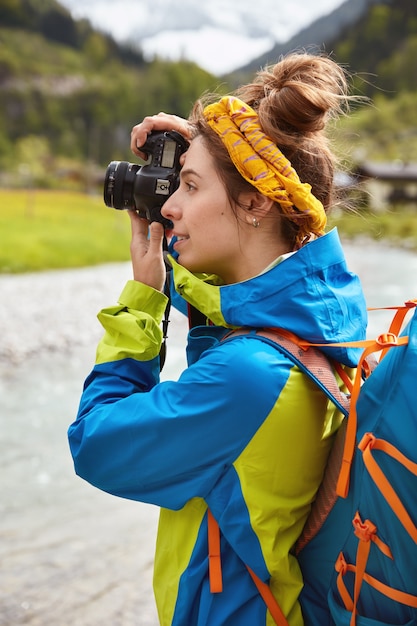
[148,221,165,251]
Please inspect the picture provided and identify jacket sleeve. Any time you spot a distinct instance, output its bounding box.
[68,281,288,510]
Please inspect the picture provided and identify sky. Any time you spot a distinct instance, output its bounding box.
[60,0,347,75]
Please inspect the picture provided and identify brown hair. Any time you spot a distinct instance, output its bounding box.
[189,52,352,248]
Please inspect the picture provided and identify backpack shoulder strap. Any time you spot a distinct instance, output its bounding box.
[223,327,351,415]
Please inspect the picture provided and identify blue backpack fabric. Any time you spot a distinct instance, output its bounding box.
[204,305,417,626]
[297,305,417,626]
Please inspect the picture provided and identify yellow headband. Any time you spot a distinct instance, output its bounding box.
[203,96,327,243]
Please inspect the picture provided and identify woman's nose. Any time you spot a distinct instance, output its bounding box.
[161,189,180,221]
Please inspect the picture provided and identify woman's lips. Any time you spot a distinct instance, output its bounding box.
[173,234,189,250]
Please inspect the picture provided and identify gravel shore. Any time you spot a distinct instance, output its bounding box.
[0,263,134,365]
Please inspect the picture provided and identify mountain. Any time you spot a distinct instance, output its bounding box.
[229,0,417,95]
[234,0,374,74]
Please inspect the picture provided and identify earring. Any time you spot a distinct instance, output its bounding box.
[252,217,260,228]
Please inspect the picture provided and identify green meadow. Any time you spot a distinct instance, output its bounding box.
[0,189,131,273]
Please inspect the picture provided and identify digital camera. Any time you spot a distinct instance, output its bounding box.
[103,130,189,228]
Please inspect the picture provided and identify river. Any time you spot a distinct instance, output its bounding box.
[1,239,416,625]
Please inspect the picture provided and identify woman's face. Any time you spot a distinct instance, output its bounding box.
[161,136,246,283]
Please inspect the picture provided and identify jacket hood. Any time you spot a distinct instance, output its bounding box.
[169,228,367,366]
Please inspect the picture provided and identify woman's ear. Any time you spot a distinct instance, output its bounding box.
[240,191,275,226]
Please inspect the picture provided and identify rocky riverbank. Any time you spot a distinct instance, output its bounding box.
[0,263,133,365]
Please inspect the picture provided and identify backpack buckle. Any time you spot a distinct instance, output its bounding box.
[352,512,377,542]
[376,332,398,347]
[335,552,348,575]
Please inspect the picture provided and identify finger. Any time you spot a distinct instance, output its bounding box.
[130,115,155,156]
[147,221,165,253]
[130,113,191,157]
[128,211,149,239]
[153,112,192,138]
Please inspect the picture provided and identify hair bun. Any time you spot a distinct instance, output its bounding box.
[238,52,349,137]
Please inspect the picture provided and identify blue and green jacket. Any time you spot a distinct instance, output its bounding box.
[68,228,367,626]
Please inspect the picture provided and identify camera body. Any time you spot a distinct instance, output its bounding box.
[103,130,189,228]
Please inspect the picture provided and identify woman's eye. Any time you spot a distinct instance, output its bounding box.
[185,182,196,192]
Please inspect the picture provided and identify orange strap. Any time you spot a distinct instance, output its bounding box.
[233,327,351,415]
[352,511,393,560]
[334,333,408,498]
[335,428,417,626]
[368,300,417,359]
[350,512,393,625]
[246,566,290,626]
[335,550,417,626]
[358,433,417,542]
[207,509,223,593]
[296,419,347,553]
[207,509,290,626]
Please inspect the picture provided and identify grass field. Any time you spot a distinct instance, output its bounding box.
[0,189,132,273]
[1,188,416,273]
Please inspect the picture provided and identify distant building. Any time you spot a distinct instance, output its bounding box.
[354,161,417,210]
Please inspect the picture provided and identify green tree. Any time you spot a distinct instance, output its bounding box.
[140,59,222,116]
[83,32,109,68]
[378,35,417,94]
[40,6,78,47]
[0,0,27,26]
[0,44,20,81]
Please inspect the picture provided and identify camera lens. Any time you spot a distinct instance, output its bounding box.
[104,161,139,210]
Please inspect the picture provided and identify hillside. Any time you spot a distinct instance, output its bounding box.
[0,0,220,187]
[0,0,145,68]
[231,0,371,79]
[228,0,417,99]
[327,0,417,96]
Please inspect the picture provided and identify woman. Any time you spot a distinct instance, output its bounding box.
[68,53,367,625]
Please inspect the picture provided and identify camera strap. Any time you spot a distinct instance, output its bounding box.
[187,303,207,329]
[160,240,173,371]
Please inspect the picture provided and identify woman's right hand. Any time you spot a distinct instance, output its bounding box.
[128,211,167,292]
[131,112,192,159]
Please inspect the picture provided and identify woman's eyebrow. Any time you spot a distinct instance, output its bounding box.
[180,168,202,179]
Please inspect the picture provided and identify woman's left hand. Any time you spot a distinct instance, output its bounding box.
[131,112,191,159]
[128,211,166,292]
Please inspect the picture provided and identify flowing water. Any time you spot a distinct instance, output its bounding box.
[1,240,416,625]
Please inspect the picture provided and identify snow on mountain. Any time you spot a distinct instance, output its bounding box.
[60,0,346,75]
